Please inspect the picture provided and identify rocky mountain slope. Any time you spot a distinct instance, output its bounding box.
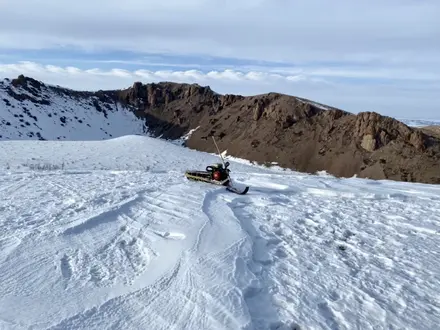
[1,75,439,184]
[0,75,146,140]
[117,79,440,184]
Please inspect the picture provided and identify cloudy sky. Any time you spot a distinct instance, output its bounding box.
[0,0,439,119]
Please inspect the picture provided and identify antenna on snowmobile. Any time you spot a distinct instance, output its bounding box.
[211,135,232,182]
[184,135,249,195]
[211,135,226,167]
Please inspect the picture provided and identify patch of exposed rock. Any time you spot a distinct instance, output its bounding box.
[354,112,426,151]
[421,125,440,140]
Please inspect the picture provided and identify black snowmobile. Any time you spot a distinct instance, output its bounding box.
[185,161,249,195]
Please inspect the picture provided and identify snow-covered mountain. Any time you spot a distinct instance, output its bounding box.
[0,135,439,330]
[0,76,146,140]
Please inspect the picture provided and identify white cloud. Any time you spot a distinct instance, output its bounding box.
[1,61,439,120]
[0,0,438,120]
[0,0,438,65]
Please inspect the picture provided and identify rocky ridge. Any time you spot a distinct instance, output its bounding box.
[1,75,439,184]
[115,79,440,184]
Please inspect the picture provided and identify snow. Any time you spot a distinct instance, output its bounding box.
[0,79,146,141]
[400,118,440,128]
[297,97,330,111]
[1,135,439,330]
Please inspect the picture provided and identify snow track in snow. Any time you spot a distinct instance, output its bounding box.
[0,135,440,329]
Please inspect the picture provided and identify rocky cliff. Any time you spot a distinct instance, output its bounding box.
[114,79,440,184]
[2,75,439,184]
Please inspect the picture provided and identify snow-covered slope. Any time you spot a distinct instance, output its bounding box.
[400,118,440,127]
[0,78,146,140]
[1,135,439,329]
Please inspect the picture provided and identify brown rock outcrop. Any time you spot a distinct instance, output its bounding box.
[354,112,426,151]
[114,81,439,184]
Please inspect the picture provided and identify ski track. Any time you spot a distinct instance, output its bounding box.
[0,136,440,329]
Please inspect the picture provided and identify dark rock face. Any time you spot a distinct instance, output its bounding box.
[115,81,440,185]
[7,75,51,105]
[116,82,222,139]
[354,112,426,151]
[3,75,440,184]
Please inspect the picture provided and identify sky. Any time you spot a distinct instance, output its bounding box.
[0,0,439,119]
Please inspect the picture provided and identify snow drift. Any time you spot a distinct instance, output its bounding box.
[0,135,439,329]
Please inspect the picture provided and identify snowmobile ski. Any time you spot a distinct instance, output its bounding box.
[226,185,249,195]
[185,170,249,194]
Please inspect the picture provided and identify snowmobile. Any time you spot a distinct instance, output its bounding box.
[185,135,249,194]
[185,161,249,195]
[185,162,231,186]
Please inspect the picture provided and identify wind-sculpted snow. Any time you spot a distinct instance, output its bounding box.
[0,135,439,329]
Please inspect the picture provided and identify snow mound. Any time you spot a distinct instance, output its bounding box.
[0,136,439,329]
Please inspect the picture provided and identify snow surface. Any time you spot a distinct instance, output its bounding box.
[400,118,440,128]
[297,97,331,111]
[0,79,146,141]
[1,135,440,330]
